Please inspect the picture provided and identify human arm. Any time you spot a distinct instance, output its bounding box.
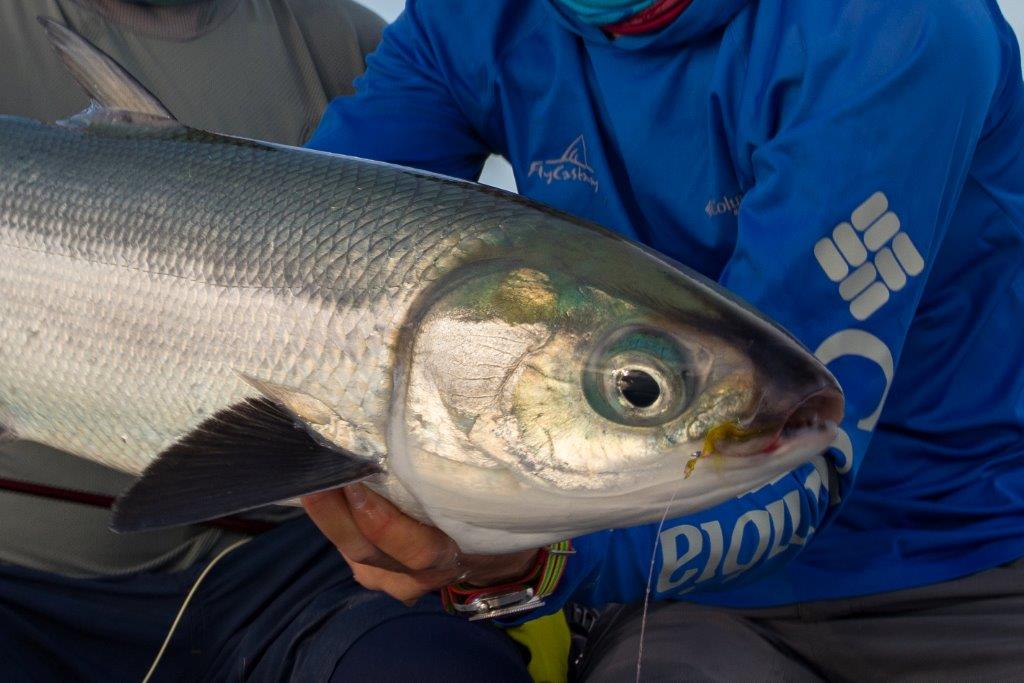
[288,0,387,100]
[301,2,1004,615]
[305,0,494,179]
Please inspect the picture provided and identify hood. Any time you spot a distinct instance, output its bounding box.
[544,0,750,50]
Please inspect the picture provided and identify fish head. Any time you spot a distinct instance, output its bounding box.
[394,231,842,552]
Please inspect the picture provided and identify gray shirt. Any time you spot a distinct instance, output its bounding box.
[0,0,384,576]
[2,0,383,144]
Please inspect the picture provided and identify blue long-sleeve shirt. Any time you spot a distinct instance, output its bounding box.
[308,0,1024,609]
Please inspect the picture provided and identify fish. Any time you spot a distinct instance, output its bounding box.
[0,20,843,554]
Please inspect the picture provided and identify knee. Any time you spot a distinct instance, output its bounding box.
[578,603,814,683]
[330,612,531,683]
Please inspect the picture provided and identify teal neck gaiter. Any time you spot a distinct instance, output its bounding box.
[556,0,658,25]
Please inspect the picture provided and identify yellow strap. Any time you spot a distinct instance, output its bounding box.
[504,611,571,683]
[537,540,572,597]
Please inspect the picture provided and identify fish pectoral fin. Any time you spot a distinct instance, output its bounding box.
[236,372,377,456]
[37,18,177,126]
[237,373,340,428]
[110,397,382,533]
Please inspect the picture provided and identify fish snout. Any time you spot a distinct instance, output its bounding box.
[707,381,844,460]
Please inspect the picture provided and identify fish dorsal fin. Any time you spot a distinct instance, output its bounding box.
[38,17,176,125]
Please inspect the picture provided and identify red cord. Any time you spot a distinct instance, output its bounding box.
[0,476,277,534]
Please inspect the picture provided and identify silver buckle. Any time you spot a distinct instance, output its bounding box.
[450,587,547,621]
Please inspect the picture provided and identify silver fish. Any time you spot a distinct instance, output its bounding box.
[0,21,842,553]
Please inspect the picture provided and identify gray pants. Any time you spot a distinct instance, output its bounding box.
[578,559,1024,682]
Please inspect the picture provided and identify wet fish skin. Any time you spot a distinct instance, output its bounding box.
[0,112,841,553]
[0,116,507,469]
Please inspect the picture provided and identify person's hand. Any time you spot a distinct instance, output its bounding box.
[302,484,539,604]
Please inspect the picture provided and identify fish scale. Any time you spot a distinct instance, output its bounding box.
[0,14,838,561]
[0,116,536,475]
[0,21,844,551]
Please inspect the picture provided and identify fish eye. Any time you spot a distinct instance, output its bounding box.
[615,368,661,408]
[583,327,694,427]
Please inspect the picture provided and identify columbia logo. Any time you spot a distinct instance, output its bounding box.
[813,192,924,321]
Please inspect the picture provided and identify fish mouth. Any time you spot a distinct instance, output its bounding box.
[778,387,844,441]
[707,386,844,460]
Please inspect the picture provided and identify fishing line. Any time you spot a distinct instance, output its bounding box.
[635,478,683,683]
[141,538,250,683]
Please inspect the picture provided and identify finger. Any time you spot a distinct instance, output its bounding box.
[344,484,460,573]
[301,489,407,572]
[349,564,435,604]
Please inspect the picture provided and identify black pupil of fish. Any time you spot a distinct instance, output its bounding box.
[616,369,661,408]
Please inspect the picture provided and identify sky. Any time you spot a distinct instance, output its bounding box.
[356,0,1024,192]
[1005,1,1024,47]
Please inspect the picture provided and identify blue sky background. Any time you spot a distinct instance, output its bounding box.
[356,1,1024,191]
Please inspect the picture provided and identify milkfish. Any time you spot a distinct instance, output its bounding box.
[0,21,843,553]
